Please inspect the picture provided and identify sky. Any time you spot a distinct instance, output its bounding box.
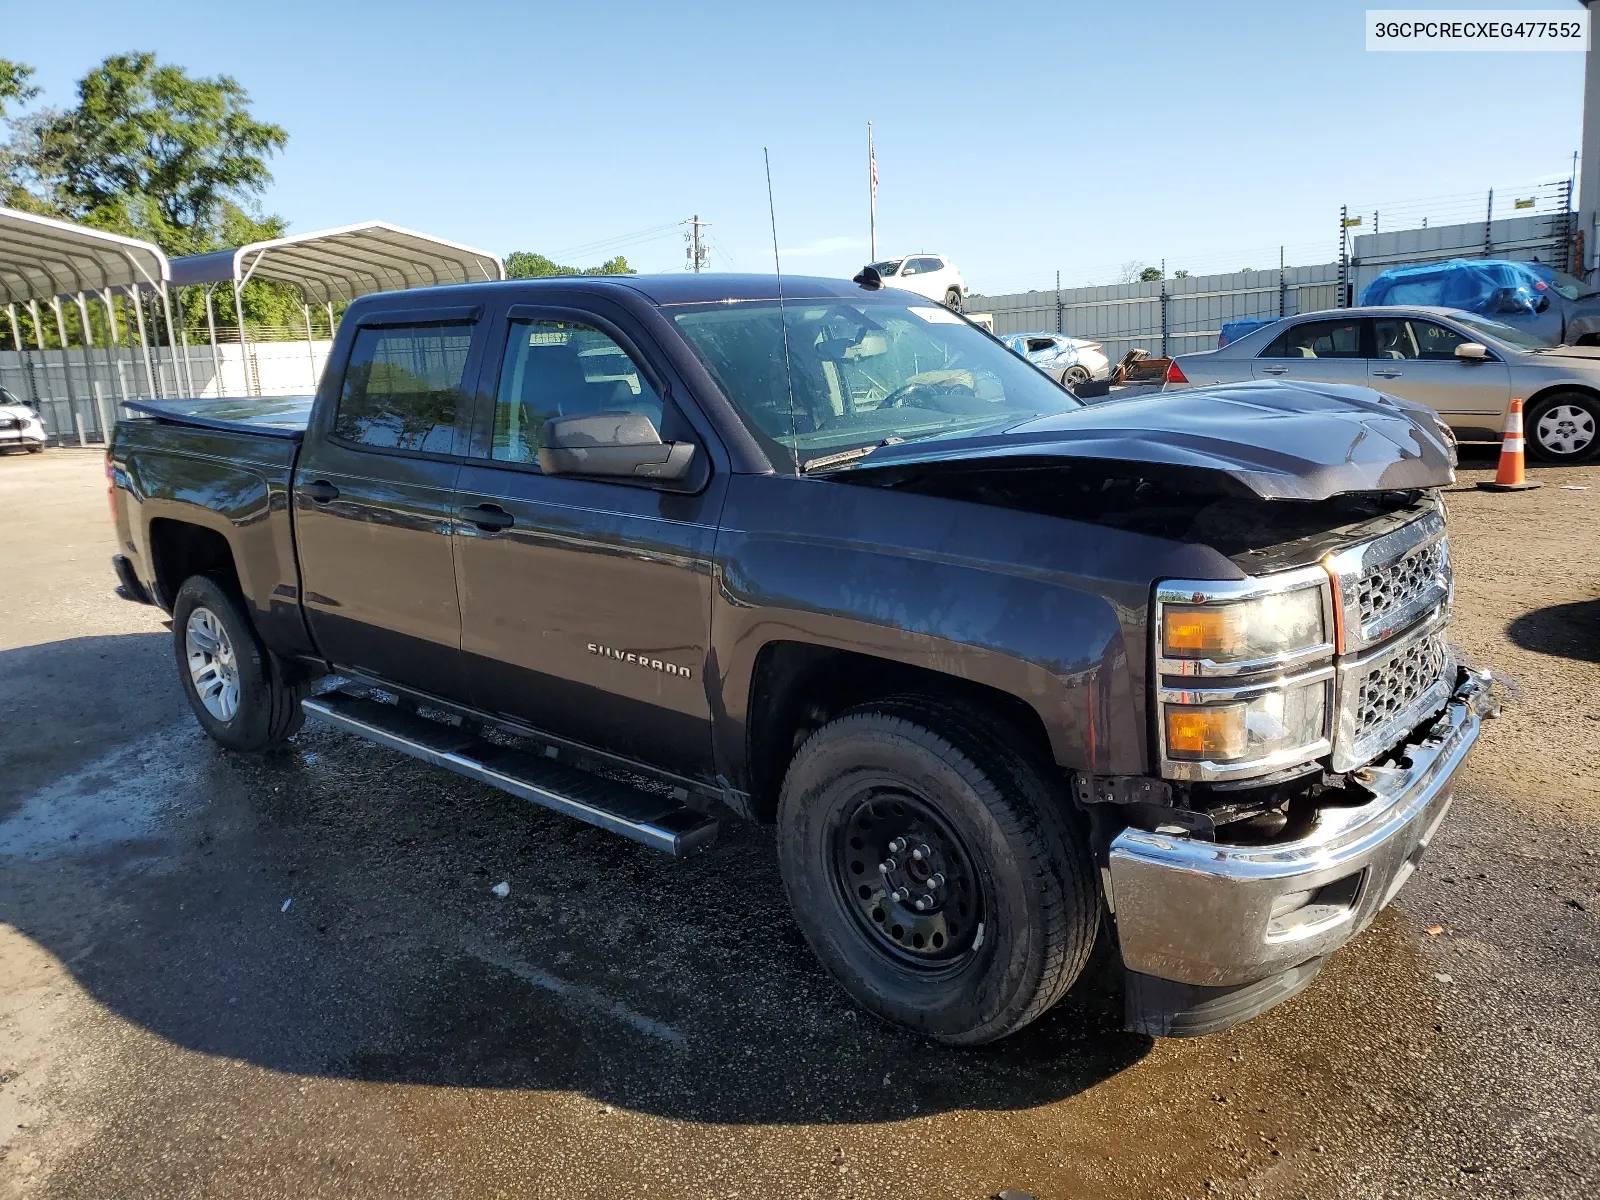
[3,0,1588,295]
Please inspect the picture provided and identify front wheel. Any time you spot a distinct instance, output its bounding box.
[172,574,306,751]
[26,443,43,454]
[776,699,1098,1045]
[1526,391,1600,463]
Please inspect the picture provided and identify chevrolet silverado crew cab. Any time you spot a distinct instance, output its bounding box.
[106,273,1491,1043]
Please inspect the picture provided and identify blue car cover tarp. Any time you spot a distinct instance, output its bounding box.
[1359,258,1553,316]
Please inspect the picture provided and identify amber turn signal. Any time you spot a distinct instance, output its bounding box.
[1163,606,1243,656]
[1165,705,1247,759]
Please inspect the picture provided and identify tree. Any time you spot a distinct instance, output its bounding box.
[22,52,287,256]
[1139,266,1162,282]
[505,250,636,278]
[0,60,39,117]
[1115,260,1148,284]
[1174,269,1189,279]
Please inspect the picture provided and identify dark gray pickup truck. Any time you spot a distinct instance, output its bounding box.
[107,273,1492,1042]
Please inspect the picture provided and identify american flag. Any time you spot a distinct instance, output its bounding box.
[870,149,878,198]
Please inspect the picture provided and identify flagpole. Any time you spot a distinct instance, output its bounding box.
[868,121,877,261]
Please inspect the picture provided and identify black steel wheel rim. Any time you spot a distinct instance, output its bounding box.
[830,784,984,969]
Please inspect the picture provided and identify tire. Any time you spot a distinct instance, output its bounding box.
[171,574,306,751]
[943,288,962,311]
[1526,391,1600,463]
[26,443,43,454]
[1062,365,1092,389]
[776,698,1098,1045]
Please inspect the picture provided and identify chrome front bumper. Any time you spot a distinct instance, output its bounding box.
[1110,667,1492,992]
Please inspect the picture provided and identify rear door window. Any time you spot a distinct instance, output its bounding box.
[1259,318,1366,359]
[333,323,473,453]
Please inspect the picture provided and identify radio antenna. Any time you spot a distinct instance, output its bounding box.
[764,147,801,475]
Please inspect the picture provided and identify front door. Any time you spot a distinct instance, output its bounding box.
[293,311,485,702]
[452,303,725,779]
[1368,315,1511,421]
[1252,316,1371,386]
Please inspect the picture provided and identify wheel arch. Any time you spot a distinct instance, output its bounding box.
[148,517,242,610]
[741,640,1060,823]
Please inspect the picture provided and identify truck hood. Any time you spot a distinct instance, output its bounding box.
[845,380,1456,502]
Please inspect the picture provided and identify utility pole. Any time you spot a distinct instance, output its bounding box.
[684,215,711,272]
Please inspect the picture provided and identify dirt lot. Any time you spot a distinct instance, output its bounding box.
[1,446,1596,1200]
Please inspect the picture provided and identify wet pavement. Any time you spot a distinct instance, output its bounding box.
[2,447,1597,1199]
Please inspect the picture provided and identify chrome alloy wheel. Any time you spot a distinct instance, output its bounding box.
[1535,403,1596,457]
[185,606,240,722]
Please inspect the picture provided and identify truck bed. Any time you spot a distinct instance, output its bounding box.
[123,395,314,440]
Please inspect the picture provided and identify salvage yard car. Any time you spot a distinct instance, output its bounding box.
[1164,305,1600,462]
[1000,331,1111,388]
[106,273,1491,1043]
[0,386,46,453]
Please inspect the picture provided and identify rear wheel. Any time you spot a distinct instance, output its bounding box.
[1526,391,1600,463]
[26,443,43,454]
[776,699,1098,1045]
[943,288,962,311]
[1062,365,1092,388]
[172,574,306,751]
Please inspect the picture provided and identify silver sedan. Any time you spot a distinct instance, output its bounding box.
[1165,306,1600,462]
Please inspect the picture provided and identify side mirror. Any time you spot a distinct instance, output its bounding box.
[1454,342,1489,361]
[1492,288,1529,315]
[539,411,696,481]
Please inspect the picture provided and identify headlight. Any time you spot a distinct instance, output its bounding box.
[1154,569,1336,781]
[1163,677,1329,763]
[1162,586,1325,666]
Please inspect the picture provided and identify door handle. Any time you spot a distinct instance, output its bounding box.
[1261,366,1289,375]
[1373,369,1403,378]
[301,479,340,504]
[462,503,515,532]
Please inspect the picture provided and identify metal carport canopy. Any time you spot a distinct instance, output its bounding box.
[167,221,505,304]
[0,205,170,302]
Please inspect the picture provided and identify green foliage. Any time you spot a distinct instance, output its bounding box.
[0,60,39,118]
[1174,269,1190,278]
[505,250,635,278]
[1139,266,1162,282]
[28,52,287,255]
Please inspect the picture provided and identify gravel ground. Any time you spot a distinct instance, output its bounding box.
[1,445,1595,1200]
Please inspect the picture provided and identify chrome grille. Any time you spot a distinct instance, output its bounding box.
[1354,631,1448,740]
[1355,539,1446,632]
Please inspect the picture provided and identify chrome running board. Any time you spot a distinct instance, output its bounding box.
[302,689,719,856]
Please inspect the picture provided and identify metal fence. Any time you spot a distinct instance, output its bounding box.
[971,208,1571,360]
[0,335,330,445]
[971,264,1342,359]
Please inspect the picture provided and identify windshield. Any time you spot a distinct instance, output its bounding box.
[867,260,904,276]
[1449,313,1551,351]
[671,297,1082,470]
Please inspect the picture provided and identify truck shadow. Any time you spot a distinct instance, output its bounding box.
[1505,598,1600,663]
[0,633,1153,1126]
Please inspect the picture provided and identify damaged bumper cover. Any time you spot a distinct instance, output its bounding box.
[1111,666,1493,1037]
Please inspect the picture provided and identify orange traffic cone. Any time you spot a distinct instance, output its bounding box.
[1478,398,1540,492]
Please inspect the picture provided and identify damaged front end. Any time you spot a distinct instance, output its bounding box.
[837,382,1483,1035]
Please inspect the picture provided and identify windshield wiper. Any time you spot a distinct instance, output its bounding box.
[801,437,904,474]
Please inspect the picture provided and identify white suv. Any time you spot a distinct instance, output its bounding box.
[865,254,968,309]
[0,387,46,454]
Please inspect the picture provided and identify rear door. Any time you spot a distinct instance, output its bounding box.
[1252,316,1372,385]
[1368,316,1511,420]
[293,306,486,702]
[451,298,727,778]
